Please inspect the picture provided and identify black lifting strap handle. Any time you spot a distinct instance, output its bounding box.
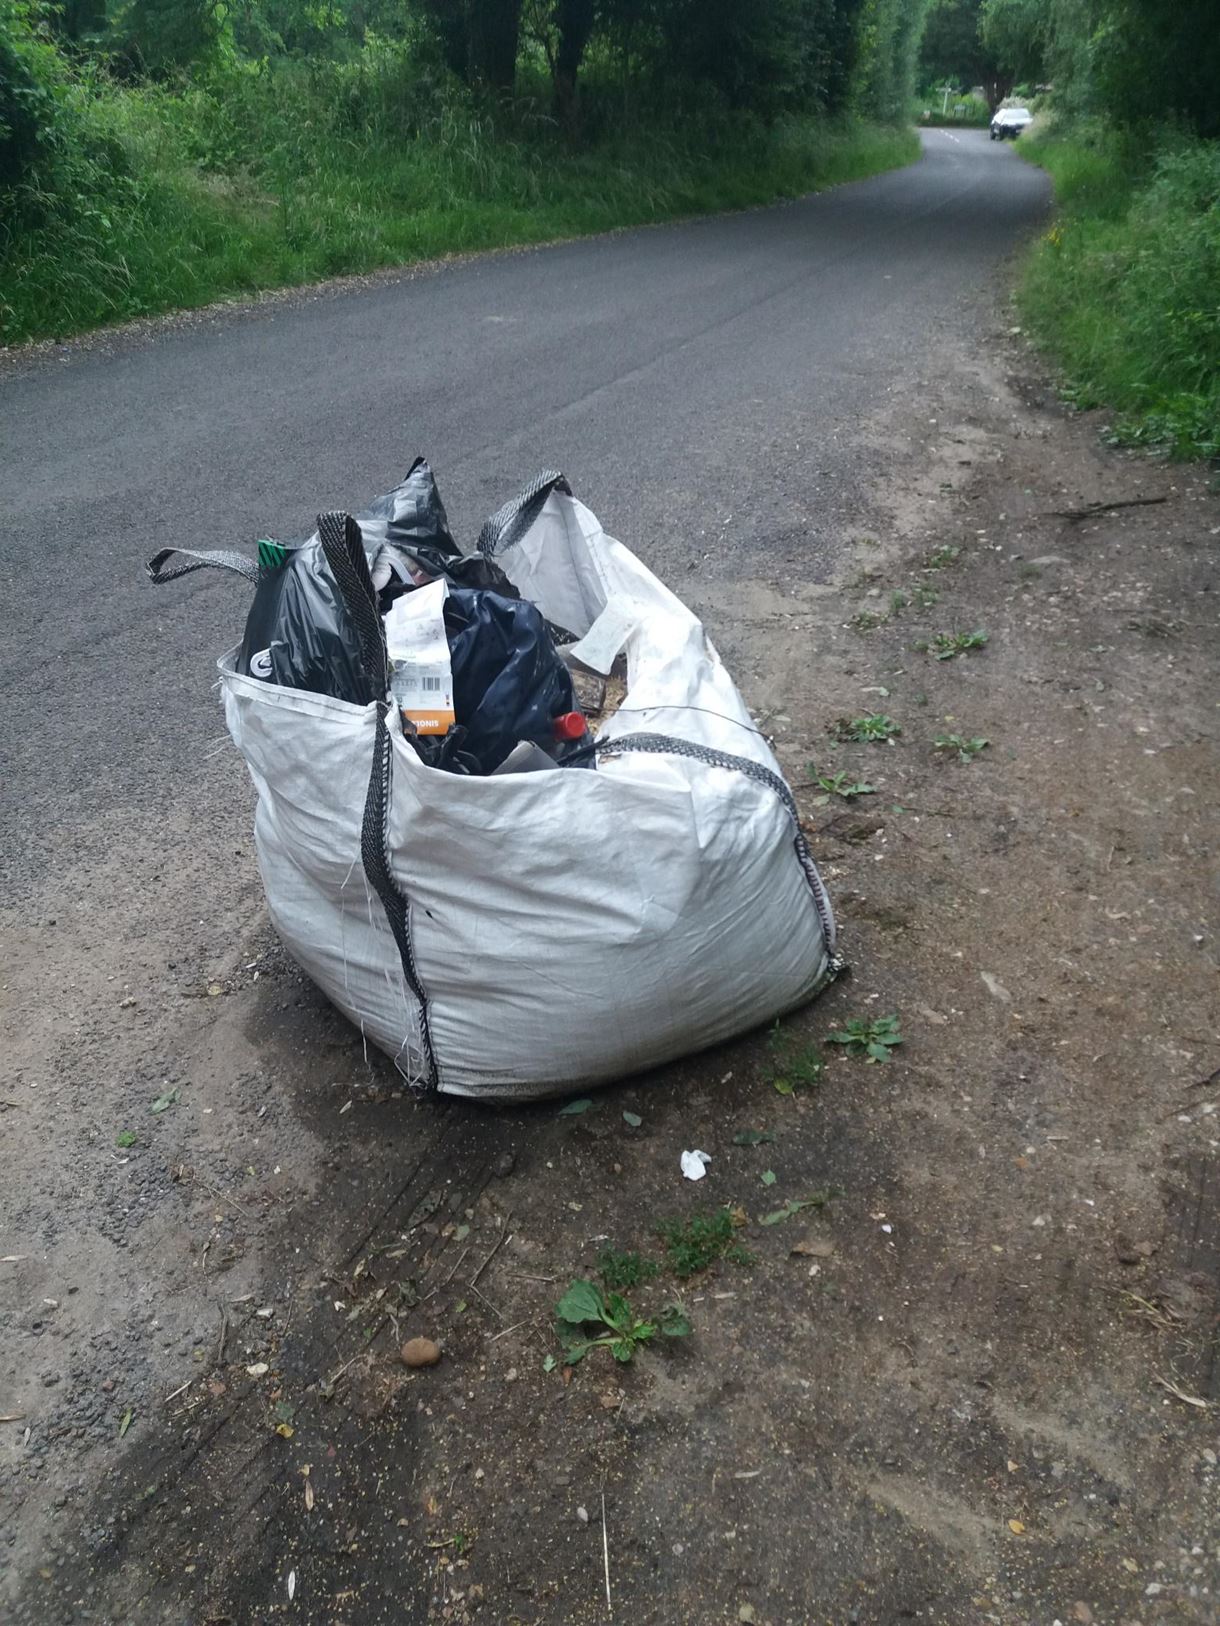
[477,470,571,559]
[146,546,260,585]
[316,510,390,697]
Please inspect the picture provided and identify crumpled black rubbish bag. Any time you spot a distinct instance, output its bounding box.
[427,587,578,775]
[367,457,518,595]
[238,460,517,702]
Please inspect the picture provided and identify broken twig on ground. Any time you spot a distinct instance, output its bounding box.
[1050,495,1168,523]
[470,1214,512,1287]
[602,1491,612,1617]
[1154,1373,1211,1409]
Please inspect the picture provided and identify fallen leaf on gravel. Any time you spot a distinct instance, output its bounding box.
[1114,1234,1155,1265]
[760,1170,777,1187]
[275,1423,294,1438]
[916,1004,948,1026]
[149,1089,178,1114]
[732,1130,774,1146]
[118,1409,133,1438]
[1121,1558,1139,1573]
[622,1111,642,1128]
[558,1098,592,1115]
[790,1237,835,1258]
[761,1194,833,1226]
[1007,1518,1025,1535]
[1072,1604,1093,1623]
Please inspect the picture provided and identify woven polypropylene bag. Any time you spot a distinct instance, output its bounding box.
[218,480,836,1100]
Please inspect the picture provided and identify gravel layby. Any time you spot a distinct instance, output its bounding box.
[2,322,1218,1624]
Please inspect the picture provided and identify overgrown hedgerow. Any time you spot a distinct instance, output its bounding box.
[1018,124,1220,461]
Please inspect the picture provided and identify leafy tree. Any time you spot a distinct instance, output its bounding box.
[108,0,223,75]
[418,0,524,90]
[1079,0,1220,137]
[979,0,1044,86]
[855,0,934,121]
[921,0,989,87]
[49,0,106,43]
[1,0,63,190]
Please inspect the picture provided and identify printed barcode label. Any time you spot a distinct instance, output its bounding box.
[383,581,456,734]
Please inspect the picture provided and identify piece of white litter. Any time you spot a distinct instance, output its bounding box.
[980,971,1012,1002]
[681,1150,711,1181]
[287,1569,296,1601]
[246,1362,269,1377]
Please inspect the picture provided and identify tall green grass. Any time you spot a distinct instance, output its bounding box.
[1018,124,1220,459]
[0,53,917,346]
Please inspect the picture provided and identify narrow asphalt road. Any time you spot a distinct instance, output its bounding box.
[1,128,1060,1623]
[0,129,1046,901]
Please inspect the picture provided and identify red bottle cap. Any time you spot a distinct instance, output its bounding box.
[552,711,587,741]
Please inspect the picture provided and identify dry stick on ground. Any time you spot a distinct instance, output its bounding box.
[488,1318,532,1343]
[1154,1373,1211,1409]
[602,1491,612,1617]
[468,1282,505,1324]
[1050,496,1168,523]
[470,1214,513,1288]
[421,1245,470,1303]
[185,1170,253,1219]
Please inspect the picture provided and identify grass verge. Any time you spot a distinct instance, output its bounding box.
[0,107,917,347]
[1017,124,1220,459]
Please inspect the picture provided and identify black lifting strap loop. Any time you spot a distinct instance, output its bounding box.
[146,547,259,585]
[477,470,571,559]
[317,510,390,697]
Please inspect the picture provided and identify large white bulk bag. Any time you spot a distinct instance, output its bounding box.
[214,476,838,1100]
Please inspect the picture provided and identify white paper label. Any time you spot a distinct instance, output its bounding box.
[566,602,637,676]
[384,579,455,735]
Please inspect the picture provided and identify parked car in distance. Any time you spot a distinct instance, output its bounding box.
[991,106,1033,140]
